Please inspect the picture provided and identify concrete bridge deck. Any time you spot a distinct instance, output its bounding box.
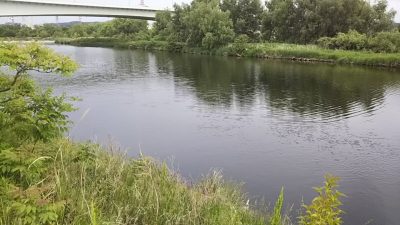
[0,0,160,20]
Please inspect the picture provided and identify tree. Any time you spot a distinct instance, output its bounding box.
[0,42,77,148]
[221,0,263,41]
[368,0,396,34]
[262,0,396,44]
[262,0,300,42]
[183,0,235,49]
[0,24,25,38]
[109,18,148,37]
[153,11,173,40]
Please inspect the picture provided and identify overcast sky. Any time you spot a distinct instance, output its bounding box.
[1,0,399,24]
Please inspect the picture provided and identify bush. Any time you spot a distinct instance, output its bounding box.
[317,30,368,51]
[368,31,400,53]
[299,175,345,225]
[318,30,400,53]
[232,34,250,55]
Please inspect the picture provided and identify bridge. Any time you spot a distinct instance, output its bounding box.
[0,0,161,20]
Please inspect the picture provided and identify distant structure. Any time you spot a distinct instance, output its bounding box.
[140,0,146,6]
[0,0,161,20]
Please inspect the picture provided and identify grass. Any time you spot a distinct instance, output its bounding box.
[0,138,275,225]
[220,42,400,68]
[56,37,400,68]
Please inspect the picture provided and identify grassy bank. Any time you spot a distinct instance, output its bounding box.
[56,37,400,68]
[0,138,277,225]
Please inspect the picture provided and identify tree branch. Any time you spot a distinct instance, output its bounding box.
[0,67,26,93]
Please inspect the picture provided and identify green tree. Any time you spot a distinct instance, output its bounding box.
[183,0,235,49]
[34,24,63,38]
[109,18,148,38]
[221,0,263,41]
[368,0,396,34]
[0,42,77,148]
[153,11,173,40]
[262,0,299,43]
[0,24,25,38]
[262,0,396,43]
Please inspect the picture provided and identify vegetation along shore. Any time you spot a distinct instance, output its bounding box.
[2,0,400,68]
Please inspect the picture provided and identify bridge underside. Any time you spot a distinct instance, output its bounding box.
[0,1,158,20]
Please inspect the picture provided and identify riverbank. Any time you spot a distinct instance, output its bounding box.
[56,37,400,68]
[0,138,275,225]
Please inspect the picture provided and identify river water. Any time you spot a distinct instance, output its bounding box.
[37,45,400,225]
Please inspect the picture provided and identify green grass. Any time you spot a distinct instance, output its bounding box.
[0,139,273,225]
[220,43,400,68]
[56,37,400,68]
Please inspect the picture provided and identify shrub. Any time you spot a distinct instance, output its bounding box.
[232,34,250,55]
[317,30,368,51]
[299,175,345,225]
[369,31,400,53]
[318,30,400,53]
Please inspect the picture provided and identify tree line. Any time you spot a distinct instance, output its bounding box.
[1,0,398,51]
[154,0,397,48]
[0,19,148,39]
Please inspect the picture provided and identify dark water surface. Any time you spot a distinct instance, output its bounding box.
[38,45,400,225]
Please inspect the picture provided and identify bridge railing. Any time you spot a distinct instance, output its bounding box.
[3,0,152,9]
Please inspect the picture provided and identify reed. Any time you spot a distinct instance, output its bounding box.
[0,139,268,225]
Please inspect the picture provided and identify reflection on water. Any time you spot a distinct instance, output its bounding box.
[36,45,400,225]
[158,54,396,122]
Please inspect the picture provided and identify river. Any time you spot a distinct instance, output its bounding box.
[36,45,400,225]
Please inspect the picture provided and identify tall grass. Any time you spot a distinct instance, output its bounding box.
[221,43,400,68]
[0,139,268,225]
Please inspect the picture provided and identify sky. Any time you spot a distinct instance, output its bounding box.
[0,0,399,24]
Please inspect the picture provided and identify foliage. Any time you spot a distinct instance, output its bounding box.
[153,11,174,40]
[0,139,268,225]
[0,42,77,148]
[182,0,235,49]
[318,30,400,53]
[107,18,148,38]
[1,0,397,49]
[262,0,396,44]
[270,187,284,225]
[369,31,400,53]
[299,175,345,225]
[317,30,368,51]
[220,0,263,41]
[0,24,34,38]
[231,34,250,55]
[0,19,148,39]
[221,42,400,67]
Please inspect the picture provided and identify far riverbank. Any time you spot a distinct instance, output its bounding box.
[55,37,400,68]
